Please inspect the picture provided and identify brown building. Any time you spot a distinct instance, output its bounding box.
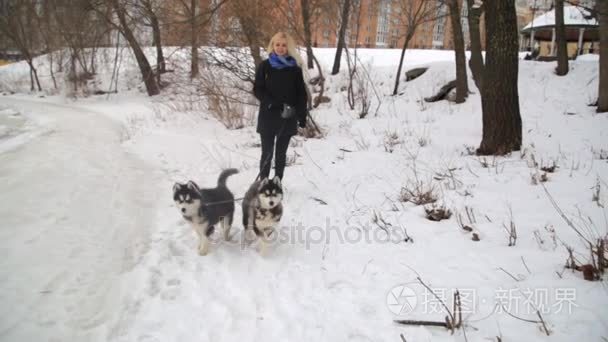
[161,0,467,50]
[308,0,551,51]
[310,0,477,50]
[160,0,567,52]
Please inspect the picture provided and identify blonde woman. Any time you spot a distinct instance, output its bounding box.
[253,32,308,181]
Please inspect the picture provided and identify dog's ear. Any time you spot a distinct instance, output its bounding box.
[272,176,281,188]
[186,180,199,191]
[173,182,182,194]
[258,178,269,190]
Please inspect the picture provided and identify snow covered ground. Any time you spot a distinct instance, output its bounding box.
[0,48,607,342]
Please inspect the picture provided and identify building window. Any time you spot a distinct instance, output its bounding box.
[375,0,391,46]
[432,3,448,47]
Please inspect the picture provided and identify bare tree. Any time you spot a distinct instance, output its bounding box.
[331,0,351,75]
[166,0,201,77]
[345,0,371,115]
[446,0,469,103]
[107,0,160,96]
[165,0,229,78]
[190,0,199,77]
[555,0,568,76]
[56,0,114,94]
[301,0,315,69]
[564,0,607,112]
[0,1,43,91]
[225,0,278,68]
[465,0,483,91]
[134,0,166,77]
[271,0,327,70]
[477,0,522,155]
[35,1,59,89]
[598,0,608,112]
[392,0,442,95]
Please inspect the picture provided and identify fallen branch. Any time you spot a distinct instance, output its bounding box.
[311,197,328,205]
[536,310,551,336]
[541,182,592,245]
[416,276,457,334]
[521,256,532,274]
[424,80,457,102]
[501,305,551,336]
[498,267,522,282]
[394,319,448,327]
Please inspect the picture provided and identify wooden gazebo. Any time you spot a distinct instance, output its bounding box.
[521,5,599,56]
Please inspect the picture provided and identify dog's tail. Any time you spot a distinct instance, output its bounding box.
[217,168,239,187]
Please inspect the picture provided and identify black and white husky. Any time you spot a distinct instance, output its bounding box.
[242,176,284,255]
[173,169,238,255]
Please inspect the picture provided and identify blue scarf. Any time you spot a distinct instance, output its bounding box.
[268,52,297,69]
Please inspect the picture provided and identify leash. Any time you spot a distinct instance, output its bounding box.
[200,197,245,207]
[192,117,287,209]
[197,92,300,207]
[193,122,285,208]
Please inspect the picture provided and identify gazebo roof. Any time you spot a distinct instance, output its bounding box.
[521,6,599,41]
[522,6,598,32]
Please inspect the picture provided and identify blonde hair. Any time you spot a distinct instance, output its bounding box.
[266,32,304,67]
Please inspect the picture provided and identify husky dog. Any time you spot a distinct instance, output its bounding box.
[242,176,284,255]
[173,168,238,255]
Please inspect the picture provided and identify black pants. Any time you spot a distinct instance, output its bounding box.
[260,133,292,180]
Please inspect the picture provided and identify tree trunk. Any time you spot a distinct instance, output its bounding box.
[555,0,569,76]
[236,13,262,68]
[56,50,63,72]
[331,0,351,75]
[151,13,165,74]
[26,56,42,92]
[598,0,608,112]
[32,62,42,91]
[448,0,469,103]
[392,33,413,96]
[110,0,159,96]
[70,53,78,93]
[49,53,58,90]
[190,0,199,78]
[40,1,57,89]
[249,36,262,68]
[477,0,522,155]
[301,0,315,69]
[29,65,35,91]
[90,44,97,74]
[466,0,484,92]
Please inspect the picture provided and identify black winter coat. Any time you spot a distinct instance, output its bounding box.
[253,59,308,136]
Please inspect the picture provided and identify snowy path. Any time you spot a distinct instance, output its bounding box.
[0,53,606,342]
[0,98,160,341]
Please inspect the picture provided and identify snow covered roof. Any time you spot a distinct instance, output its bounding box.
[522,5,598,32]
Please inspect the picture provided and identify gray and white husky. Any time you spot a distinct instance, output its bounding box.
[242,176,284,255]
[173,169,238,255]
